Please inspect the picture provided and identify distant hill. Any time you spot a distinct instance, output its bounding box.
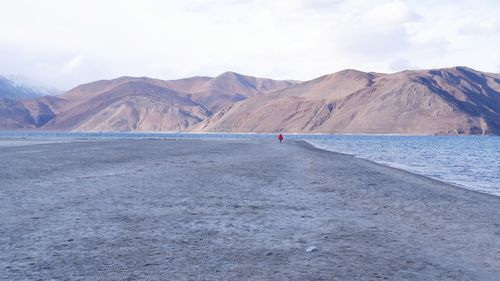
[162,71,298,113]
[194,67,500,135]
[1,67,499,135]
[0,75,60,100]
[40,72,297,131]
[0,98,36,129]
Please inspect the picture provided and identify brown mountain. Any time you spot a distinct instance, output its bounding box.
[0,95,68,129]
[162,71,297,112]
[43,81,210,131]
[0,98,36,129]
[38,72,297,131]
[2,67,499,134]
[20,96,66,127]
[194,67,500,135]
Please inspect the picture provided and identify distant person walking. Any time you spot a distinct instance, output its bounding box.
[278,134,283,143]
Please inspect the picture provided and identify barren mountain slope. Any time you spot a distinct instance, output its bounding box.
[164,71,298,113]
[2,67,499,134]
[57,72,297,114]
[44,81,210,131]
[194,67,500,134]
[20,96,68,127]
[0,98,35,129]
[38,72,297,131]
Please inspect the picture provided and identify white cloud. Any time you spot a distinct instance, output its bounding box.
[0,0,499,89]
[388,58,417,71]
[62,55,84,74]
[364,1,420,26]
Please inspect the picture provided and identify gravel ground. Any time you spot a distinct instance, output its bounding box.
[0,139,499,280]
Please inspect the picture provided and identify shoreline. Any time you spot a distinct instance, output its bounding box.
[300,139,500,198]
[1,132,497,198]
[0,136,490,199]
[297,139,499,200]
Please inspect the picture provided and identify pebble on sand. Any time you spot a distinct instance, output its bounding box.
[305,246,317,252]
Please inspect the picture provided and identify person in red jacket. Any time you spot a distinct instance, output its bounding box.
[278,133,283,143]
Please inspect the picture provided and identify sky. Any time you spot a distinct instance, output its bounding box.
[1,0,500,89]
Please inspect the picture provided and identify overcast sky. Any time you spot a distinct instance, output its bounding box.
[1,0,499,89]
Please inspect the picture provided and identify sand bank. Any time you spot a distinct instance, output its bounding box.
[1,139,499,280]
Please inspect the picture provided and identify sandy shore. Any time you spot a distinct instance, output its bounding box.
[1,139,499,280]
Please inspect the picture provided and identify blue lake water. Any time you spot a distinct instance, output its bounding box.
[1,131,499,196]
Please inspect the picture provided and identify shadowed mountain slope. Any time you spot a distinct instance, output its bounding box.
[0,98,36,129]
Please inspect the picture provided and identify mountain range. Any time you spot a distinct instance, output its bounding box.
[1,67,499,134]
